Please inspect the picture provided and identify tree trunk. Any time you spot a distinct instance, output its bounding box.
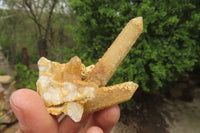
[21,47,30,67]
[37,38,48,57]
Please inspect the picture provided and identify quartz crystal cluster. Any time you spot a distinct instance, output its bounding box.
[37,17,143,122]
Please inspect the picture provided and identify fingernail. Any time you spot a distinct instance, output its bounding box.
[9,94,20,111]
[9,93,27,128]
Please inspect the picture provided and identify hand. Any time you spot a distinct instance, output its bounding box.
[10,89,120,133]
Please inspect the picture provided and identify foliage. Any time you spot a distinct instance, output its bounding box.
[68,0,200,92]
[0,4,75,65]
[0,71,6,75]
[5,0,63,57]
[0,0,199,112]
[119,99,136,111]
[67,0,123,60]
[0,9,38,64]
[14,63,38,90]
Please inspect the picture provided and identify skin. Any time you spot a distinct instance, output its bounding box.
[10,89,120,133]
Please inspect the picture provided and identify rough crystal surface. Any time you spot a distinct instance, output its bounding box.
[37,17,143,122]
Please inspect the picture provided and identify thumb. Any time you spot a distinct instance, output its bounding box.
[10,89,58,133]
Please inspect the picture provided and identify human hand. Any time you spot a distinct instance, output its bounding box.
[10,89,120,133]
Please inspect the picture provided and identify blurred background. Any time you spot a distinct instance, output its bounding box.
[0,0,199,132]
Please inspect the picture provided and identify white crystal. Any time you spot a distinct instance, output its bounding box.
[67,102,83,122]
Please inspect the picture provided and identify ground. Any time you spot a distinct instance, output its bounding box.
[112,91,169,133]
[111,73,200,133]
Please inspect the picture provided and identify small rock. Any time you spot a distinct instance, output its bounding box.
[4,122,19,133]
[0,56,4,61]
[0,75,11,84]
[0,83,4,92]
[0,110,16,124]
[0,75,17,130]
[0,84,5,107]
[0,124,7,131]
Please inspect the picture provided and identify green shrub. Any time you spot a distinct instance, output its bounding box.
[67,0,200,110]
[14,63,38,90]
[119,99,136,111]
[0,71,6,75]
[68,0,200,91]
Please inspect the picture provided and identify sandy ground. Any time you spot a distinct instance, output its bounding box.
[111,87,200,133]
[162,88,200,133]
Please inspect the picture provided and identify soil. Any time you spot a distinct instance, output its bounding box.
[112,73,200,133]
[112,91,169,133]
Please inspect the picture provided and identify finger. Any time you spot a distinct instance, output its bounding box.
[10,89,58,133]
[59,113,91,133]
[83,105,120,133]
[86,126,103,133]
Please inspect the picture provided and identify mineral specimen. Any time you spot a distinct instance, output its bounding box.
[37,17,143,122]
